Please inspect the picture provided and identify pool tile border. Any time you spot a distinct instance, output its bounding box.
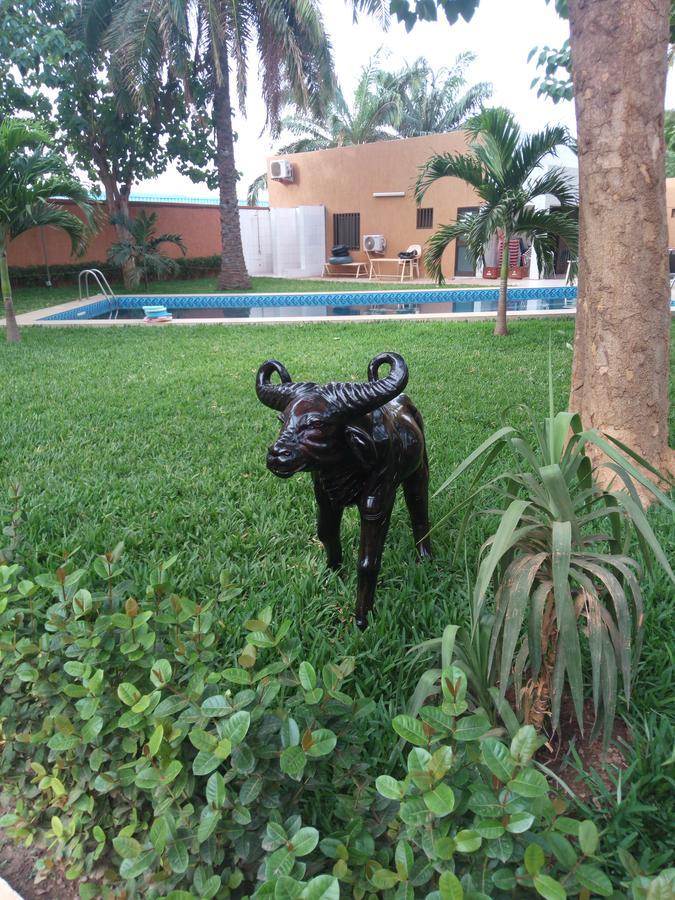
[39,286,578,321]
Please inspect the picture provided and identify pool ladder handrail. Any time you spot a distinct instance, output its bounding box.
[78,269,119,319]
[78,269,115,302]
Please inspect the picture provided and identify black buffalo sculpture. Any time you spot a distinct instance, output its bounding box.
[256,352,431,629]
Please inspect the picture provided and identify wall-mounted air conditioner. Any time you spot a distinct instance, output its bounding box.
[363,234,386,253]
[269,159,294,181]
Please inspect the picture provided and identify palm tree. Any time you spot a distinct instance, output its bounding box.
[278,57,398,153]
[0,119,92,343]
[104,0,335,291]
[107,211,186,290]
[379,53,492,137]
[416,108,578,336]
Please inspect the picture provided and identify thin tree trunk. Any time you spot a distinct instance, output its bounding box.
[568,0,673,480]
[1,245,20,343]
[495,232,509,336]
[101,176,136,289]
[213,41,251,291]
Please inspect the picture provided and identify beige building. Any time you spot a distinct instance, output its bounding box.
[267,132,483,280]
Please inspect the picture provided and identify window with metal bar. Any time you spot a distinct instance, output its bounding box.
[417,208,433,229]
[333,213,361,250]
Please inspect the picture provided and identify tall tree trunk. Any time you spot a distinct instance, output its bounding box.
[103,184,136,290]
[1,245,20,343]
[568,0,673,479]
[495,232,509,336]
[213,41,251,291]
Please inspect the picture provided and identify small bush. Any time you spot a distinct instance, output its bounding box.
[0,539,638,899]
[8,255,221,288]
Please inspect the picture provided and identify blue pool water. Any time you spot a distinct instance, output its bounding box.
[41,286,580,321]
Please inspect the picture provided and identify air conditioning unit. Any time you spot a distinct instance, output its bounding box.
[269,159,294,181]
[363,234,386,253]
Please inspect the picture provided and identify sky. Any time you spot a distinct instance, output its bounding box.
[133,0,672,201]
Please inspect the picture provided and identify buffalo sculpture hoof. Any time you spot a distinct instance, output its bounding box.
[256,352,430,627]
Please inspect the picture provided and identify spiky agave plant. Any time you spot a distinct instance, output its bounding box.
[438,349,674,745]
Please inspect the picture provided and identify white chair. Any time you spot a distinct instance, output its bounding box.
[398,244,422,281]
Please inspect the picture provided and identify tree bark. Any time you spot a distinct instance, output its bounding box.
[495,232,509,336]
[101,179,136,289]
[568,0,673,479]
[1,245,20,343]
[213,40,251,291]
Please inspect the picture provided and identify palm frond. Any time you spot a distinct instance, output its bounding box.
[415,152,489,202]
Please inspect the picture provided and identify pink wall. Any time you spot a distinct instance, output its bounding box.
[7,200,238,268]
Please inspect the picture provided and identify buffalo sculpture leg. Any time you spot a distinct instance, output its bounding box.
[314,480,343,570]
[403,459,432,560]
[355,496,395,630]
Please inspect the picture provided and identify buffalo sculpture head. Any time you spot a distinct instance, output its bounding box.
[256,352,409,478]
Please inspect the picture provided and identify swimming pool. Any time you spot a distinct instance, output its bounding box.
[40,286,578,321]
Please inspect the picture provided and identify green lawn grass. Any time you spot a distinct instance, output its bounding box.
[11,275,477,315]
[2,319,673,718]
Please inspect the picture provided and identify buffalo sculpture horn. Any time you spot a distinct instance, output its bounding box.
[256,352,431,629]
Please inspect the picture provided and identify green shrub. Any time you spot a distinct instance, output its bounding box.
[0,545,630,899]
[8,255,221,288]
[437,361,674,745]
[0,549,375,897]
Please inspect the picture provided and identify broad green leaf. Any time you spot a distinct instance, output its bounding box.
[289,827,319,857]
[481,739,516,783]
[266,847,295,879]
[376,775,405,800]
[453,713,491,741]
[423,783,455,817]
[505,811,535,834]
[476,819,505,839]
[395,841,413,880]
[135,767,161,790]
[149,659,172,687]
[192,752,222,776]
[113,835,141,859]
[117,683,141,706]
[510,726,539,765]
[525,843,545,875]
[189,728,217,753]
[200,695,232,717]
[220,710,250,745]
[206,771,226,807]
[454,830,481,853]
[222,667,252,685]
[419,706,455,735]
[147,724,163,756]
[578,820,599,856]
[392,714,428,747]
[399,798,429,826]
[301,875,339,900]
[280,718,300,748]
[575,864,612,896]
[298,661,317,691]
[438,871,463,900]
[167,839,188,874]
[506,768,548,798]
[197,808,220,844]
[280,746,306,780]
[305,729,337,757]
[440,666,468,704]
[533,874,566,900]
[370,869,400,890]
